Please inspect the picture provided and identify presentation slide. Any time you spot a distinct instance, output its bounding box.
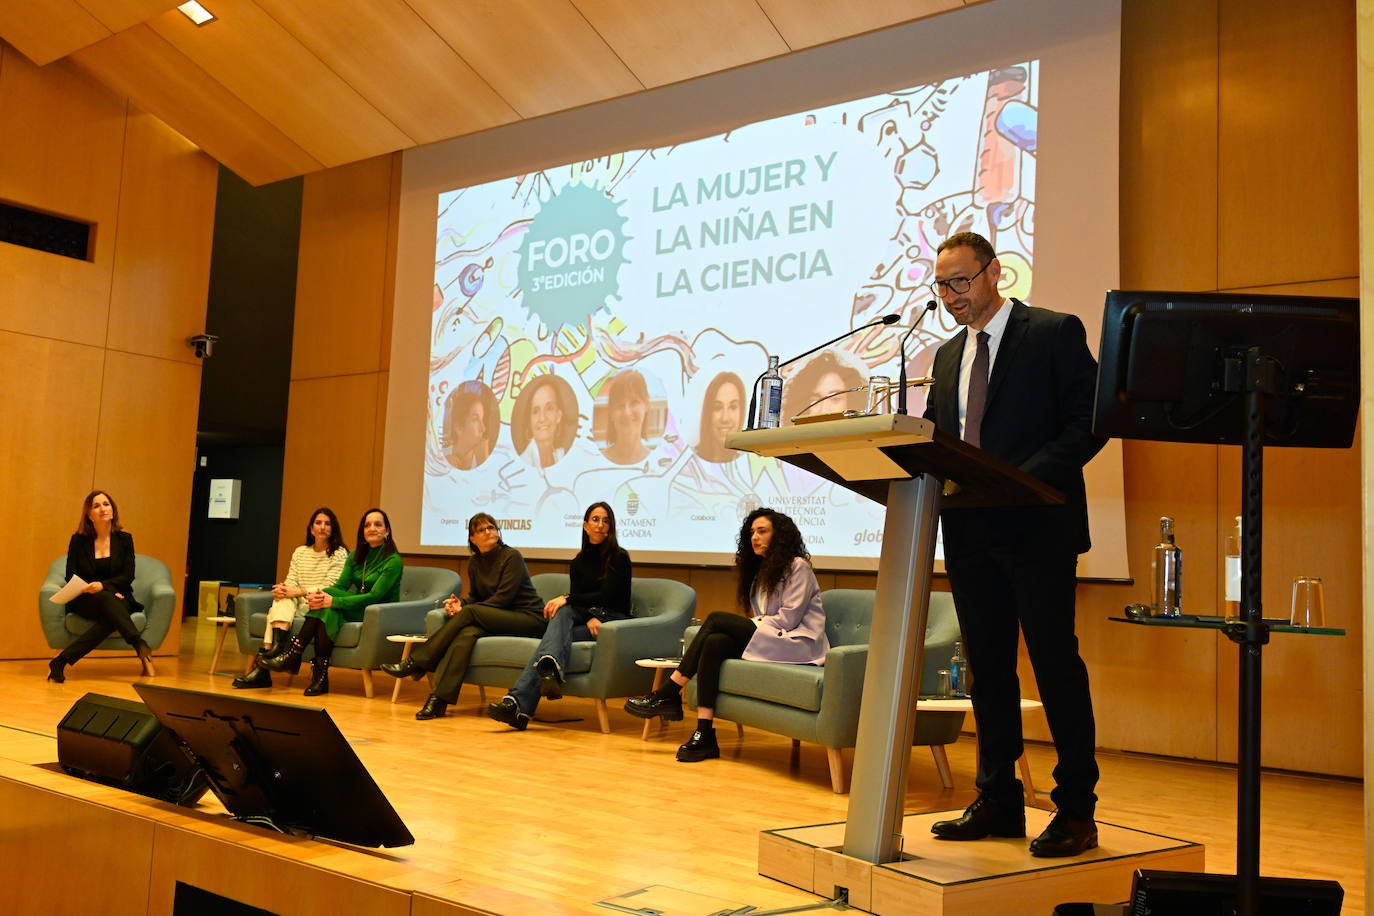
[390,0,1126,574]
[422,62,1039,561]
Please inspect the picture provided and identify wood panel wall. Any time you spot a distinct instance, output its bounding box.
[0,42,217,660]
[280,0,1363,777]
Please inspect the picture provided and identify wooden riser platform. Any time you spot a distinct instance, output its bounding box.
[760,808,1205,915]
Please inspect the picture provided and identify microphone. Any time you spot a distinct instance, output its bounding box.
[896,300,939,415]
[747,313,902,429]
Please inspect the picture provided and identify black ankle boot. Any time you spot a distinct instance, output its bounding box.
[231,664,273,689]
[258,629,289,660]
[47,656,67,684]
[303,658,330,696]
[260,637,304,674]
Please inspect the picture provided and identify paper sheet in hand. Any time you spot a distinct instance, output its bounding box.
[49,576,89,605]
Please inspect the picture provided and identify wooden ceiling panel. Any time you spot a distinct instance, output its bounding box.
[573,0,790,88]
[80,0,181,31]
[406,0,644,119]
[757,0,960,49]
[71,25,324,185]
[145,0,413,167]
[0,0,111,65]
[254,0,519,146]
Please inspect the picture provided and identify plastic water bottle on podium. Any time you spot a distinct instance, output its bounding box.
[758,355,783,428]
[948,639,969,698]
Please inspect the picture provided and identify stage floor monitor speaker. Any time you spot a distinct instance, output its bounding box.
[57,692,209,806]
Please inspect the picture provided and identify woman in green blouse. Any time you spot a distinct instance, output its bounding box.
[262,507,403,695]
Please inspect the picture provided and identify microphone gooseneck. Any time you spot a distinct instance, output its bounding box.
[746,312,904,429]
[897,300,939,415]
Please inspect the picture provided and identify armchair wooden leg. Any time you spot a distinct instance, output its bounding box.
[595,699,610,734]
[361,669,374,699]
[1017,752,1037,803]
[790,738,801,768]
[826,747,848,794]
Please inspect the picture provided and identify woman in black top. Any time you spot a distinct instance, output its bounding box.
[487,501,632,729]
[382,513,544,720]
[48,490,155,683]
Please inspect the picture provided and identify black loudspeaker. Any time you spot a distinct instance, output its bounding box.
[57,693,209,806]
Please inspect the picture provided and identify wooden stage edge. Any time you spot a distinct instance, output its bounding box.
[760,808,1205,916]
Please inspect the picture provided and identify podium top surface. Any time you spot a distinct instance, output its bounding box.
[726,414,1062,509]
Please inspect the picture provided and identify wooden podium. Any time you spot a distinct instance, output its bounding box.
[726,413,1062,864]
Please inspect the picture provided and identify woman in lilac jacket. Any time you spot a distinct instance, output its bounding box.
[624,507,828,762]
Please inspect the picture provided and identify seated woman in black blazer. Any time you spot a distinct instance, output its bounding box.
[48,490,155,683]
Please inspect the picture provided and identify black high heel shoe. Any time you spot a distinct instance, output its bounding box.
[47,657,66,684]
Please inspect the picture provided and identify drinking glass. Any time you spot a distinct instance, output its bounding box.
[1290,576,1325,628]
[867,375,892,415]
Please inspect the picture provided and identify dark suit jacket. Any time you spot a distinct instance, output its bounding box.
[923,299,1106,556]
[66,529,144,613]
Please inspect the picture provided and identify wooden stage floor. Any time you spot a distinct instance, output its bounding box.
[0,618,1362,915]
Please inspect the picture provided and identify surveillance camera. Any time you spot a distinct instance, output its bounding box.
[188,333,219,359]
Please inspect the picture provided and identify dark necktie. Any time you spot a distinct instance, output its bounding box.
[964,331,990,447]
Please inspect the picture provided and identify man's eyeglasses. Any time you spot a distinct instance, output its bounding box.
[931,259,991,297]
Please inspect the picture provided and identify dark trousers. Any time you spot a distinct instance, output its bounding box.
[944,544,1098,820]
[413,604,545,703]
[678,611,756,709]
[62,591,142,664]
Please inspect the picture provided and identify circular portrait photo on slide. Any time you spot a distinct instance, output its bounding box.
[443,380,500,471]
[594,369,668,466]
[693,369,746,464]
[511,374,579,470]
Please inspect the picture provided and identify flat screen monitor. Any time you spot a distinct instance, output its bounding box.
[1129,869,1343,915]
[1092,290,1359,448]
[132,684,413,848]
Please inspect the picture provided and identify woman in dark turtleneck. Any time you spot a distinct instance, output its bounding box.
[381,512,544,720]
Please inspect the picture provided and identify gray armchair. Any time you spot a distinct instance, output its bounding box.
[425,573,698,732]
[234,564,461,697]
[685,588,966,793]
[39,554,176,652]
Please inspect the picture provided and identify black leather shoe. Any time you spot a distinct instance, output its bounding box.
[231,665,273,689]
[623,693,684,721]
[415,696,448,720]
[1029,812,1098,858]
[676,727,720,762]
[931,795,1026,841]
[382,657,425,680]
[47,657,66,684]
[535,657,563,700]
[486,696,529,731]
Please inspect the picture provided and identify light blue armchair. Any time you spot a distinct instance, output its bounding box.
[234,564,461,697]
[38,554,177,652]
[684,589,966,793]
[425,573,697,732]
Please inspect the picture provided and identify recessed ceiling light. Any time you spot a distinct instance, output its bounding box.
[177,1,216,26]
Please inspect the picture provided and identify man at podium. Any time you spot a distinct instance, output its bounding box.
[922,231,1106,858]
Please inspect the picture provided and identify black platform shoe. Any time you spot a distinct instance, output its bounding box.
[623,692,684,721]
[676,727,720,762]
[486,696,529,731]
[231,664,273,689]
[303,658,330,697]
[416,696,448,720]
